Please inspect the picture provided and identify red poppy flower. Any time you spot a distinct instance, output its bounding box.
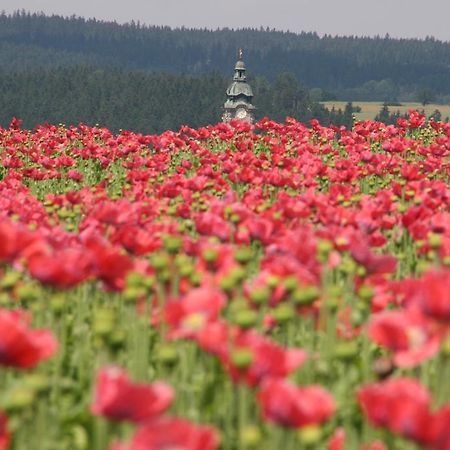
[195,212,231,241]
[350,240,397,275]
[429,406,450,450]
[368,308,442,367]
[357,378,432,445]
[224,330,307,386]
[90,245,134,291]
[0,309,58,369]
[165,288,226,339]
[409,270,450,323]
[0,221,36,263]
[328,427,345,450]
[0,413,9,450]
[195,320,233,359]
[408,110,426,129]
[27,248,92,289]
[258,378,335,428]
[91,367,174,424]
[128,417,219,450]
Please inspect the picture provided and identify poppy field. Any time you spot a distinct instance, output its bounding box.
[0,112,450,450]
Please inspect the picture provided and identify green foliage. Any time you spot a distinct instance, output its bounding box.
[0,67,350,133]
[1,12,450,101]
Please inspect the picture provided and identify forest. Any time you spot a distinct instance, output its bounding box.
[0,11,449,131]
[0,67,353,134]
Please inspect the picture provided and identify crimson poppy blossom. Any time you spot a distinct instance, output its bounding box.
[223,329,307,386]
[357,378,432,446]
[428,406,450,450]
[125,417,219,450]
[258,378,335,428]
[408,270,450,323]
[27,248,92,289]
[350,240,397,275]
[368,308,442,367]
[0,221,37,263]
[91,367,174,424]
[328,427,345,450]
[0,309,58,369]
[0,413,9,450]
[165,287,226,339]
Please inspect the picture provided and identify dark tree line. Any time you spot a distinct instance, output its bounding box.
[2,12,450,101]
[0,67,351,134]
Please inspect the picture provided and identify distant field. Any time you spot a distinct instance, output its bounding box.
[321,101,450,121]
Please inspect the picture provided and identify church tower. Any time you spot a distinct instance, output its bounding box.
[222,49,255,124]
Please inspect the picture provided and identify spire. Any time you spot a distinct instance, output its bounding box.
[222,48,256,124]
[234,49,246,81]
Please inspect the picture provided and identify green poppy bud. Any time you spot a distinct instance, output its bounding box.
[297,425,323,447]
[231,349,254,369]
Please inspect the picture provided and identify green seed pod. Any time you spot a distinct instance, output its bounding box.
[314,360,330,377]
[334,340,359,362]
[142,275,156,290]
[326,297,339,312]
[93,308,116,337]
[190,272,202,287]
[233,309,258,329]
[281,276,297,293]
[157,344,179,367]
[167,206,177,216]
[398,203,407,213]
[317,239,333,263]
[65,223,76,232]
[16,284,40,303]
[358,285,374,302]
[229,266,247,283]
[272,304,295,323]
[267,275,280,289]
[442,338,450,357]
[297,425,323,447]
[249,287,271,305]
[292,285,320,306]
[230,213,241,224]
[163,236,183,254]
[126,271,146,288]
[150,253,171,272]
[50,293,66,314]
[2,387,35,412]
[0,271,22,290]
[57,207,70,219]
[202,248,218,264]
[350,309,365,327]
[23,374,50,394]
[159,269,171,283]
[231,349,254,369]
[234,247,253,264]
[240,425,262,448]
[123,287,147,303]
[109,329,126,350]
[70,425,89,450]
[428,233,442,249]
[356,266,367,277]
[179,263,194,277]
[0,293,10,306]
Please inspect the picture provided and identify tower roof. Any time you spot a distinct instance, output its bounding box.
[226,81,253,98]
[225,48,254,100]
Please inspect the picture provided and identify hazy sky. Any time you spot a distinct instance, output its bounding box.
[1,0,450,41]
